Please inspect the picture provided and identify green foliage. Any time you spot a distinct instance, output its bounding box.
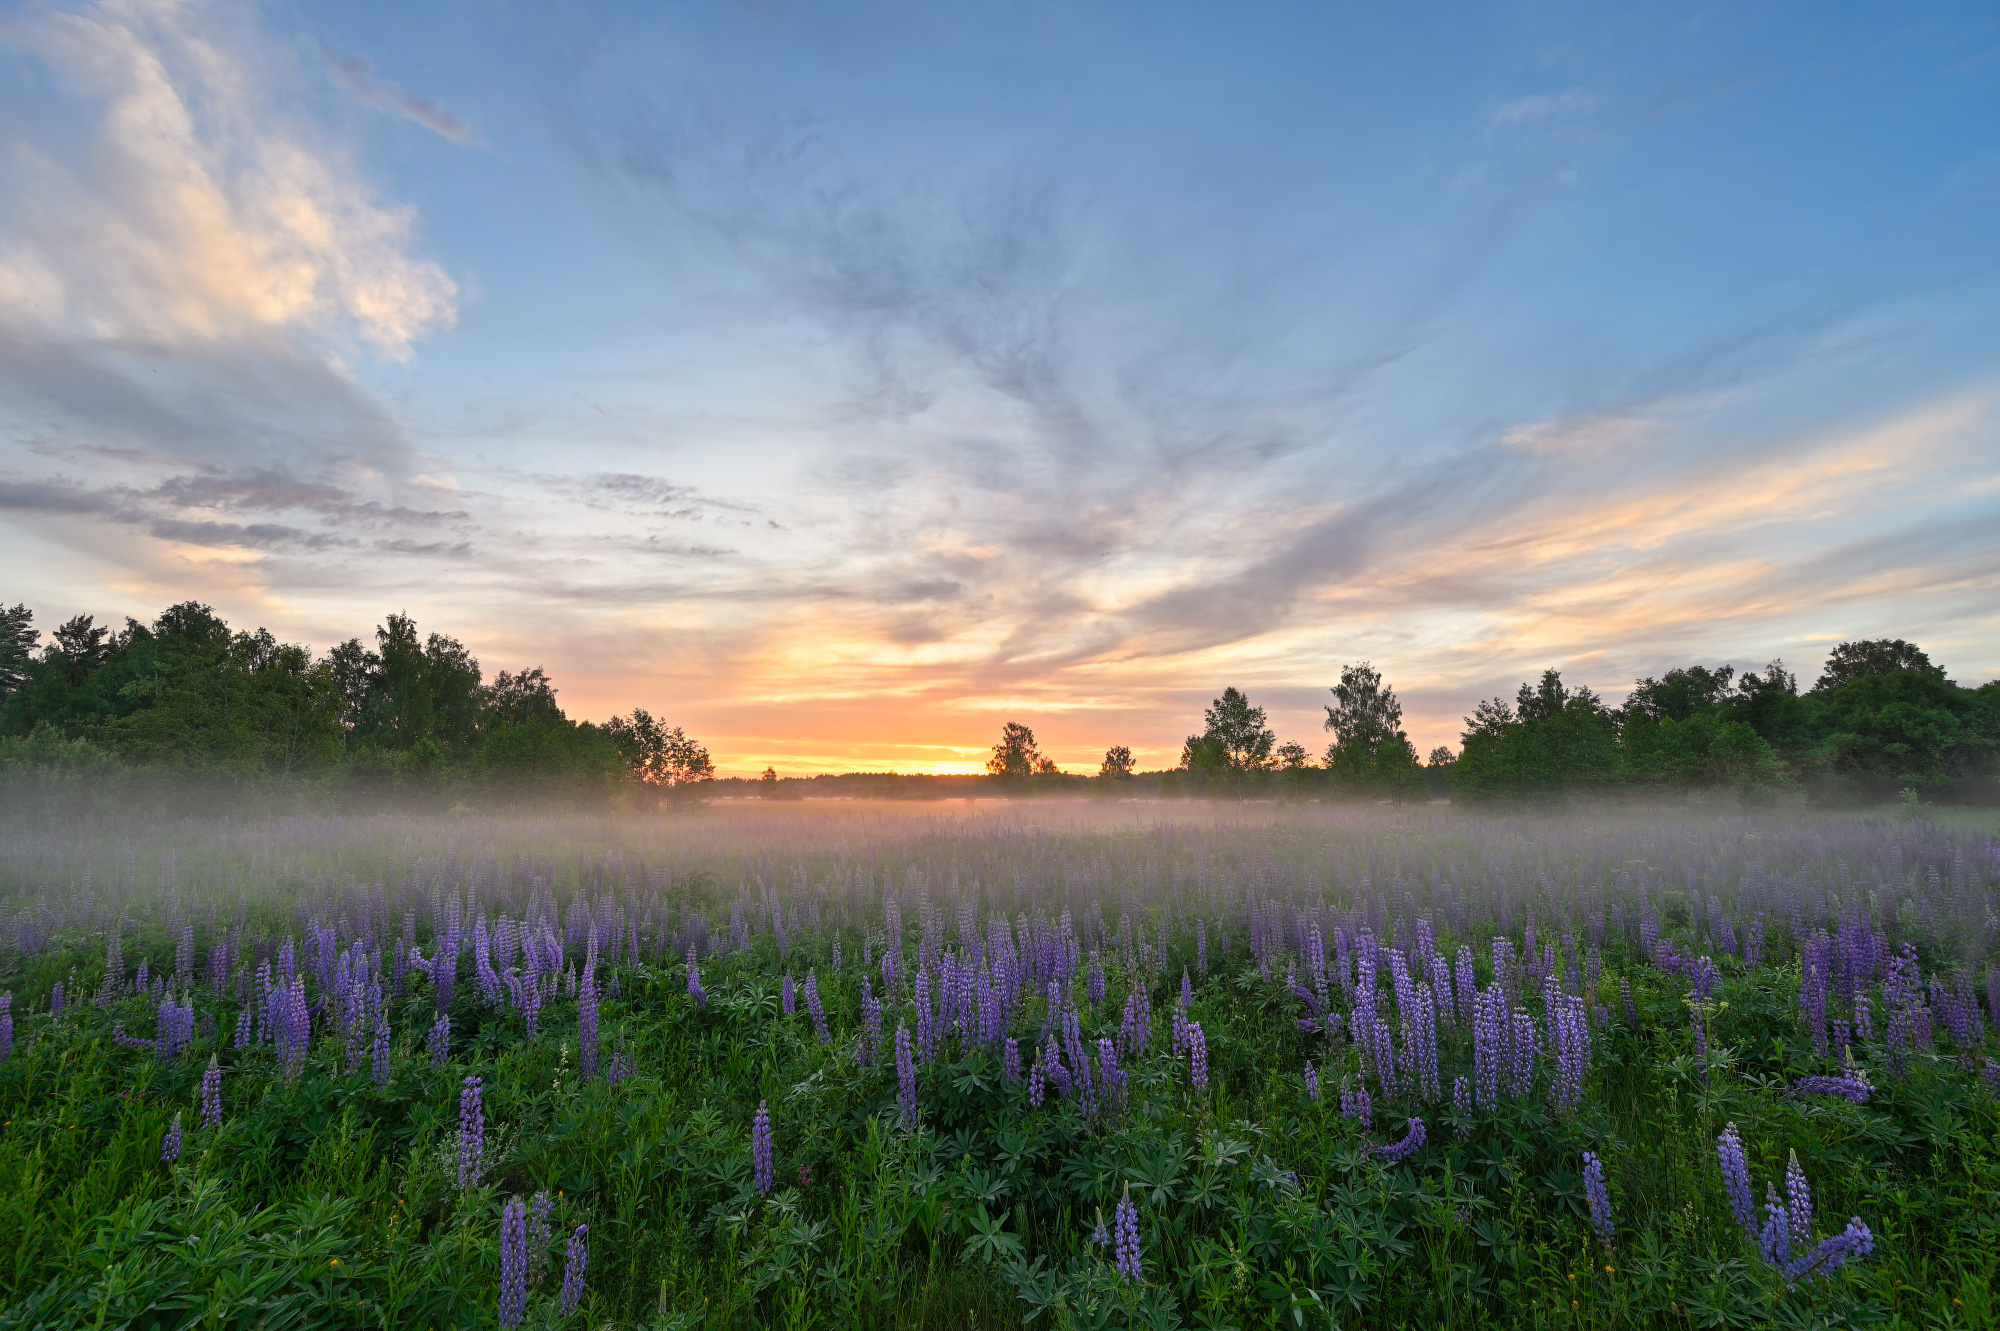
[1321,663,1425,802]
[605,710,717,803]
[1447,644,2000,807]
[1452,671,1624,803]
[0,599,706,809]
[1180,688,1274,790]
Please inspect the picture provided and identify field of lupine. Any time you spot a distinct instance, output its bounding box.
[0,801,1996,1330]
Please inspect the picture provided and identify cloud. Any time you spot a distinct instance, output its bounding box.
[328,55,476,145]
[1500,412,1657,458]
[1491,88,1595,130]
[0,0,457,355]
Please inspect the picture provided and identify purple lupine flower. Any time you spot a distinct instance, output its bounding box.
[1787,1218,1875,1282]
[1091,1212,1110,1247]
[1583,1151,1614,1247]
[528,1191,555,1285]
[1028,1047,1045,1107]
[370,991,392,1091]
[1984,1058,2000,1094]
[1716,1123,1757,1239]
[1180,968,1194,1014]
[895,1025,918,1129]
[1087,952,1106,1008]
[459,1075,486,1189]
[51,982,66,1021]
[1791,1074,1871,1103]
[782,972,796,1016]
[804,971,830,1044]
[1003,1036,1021,1083]
[1547,983,1590,1112]
[428,1014,450,1068]
[685,949,707,1011]
[1376,1117,1425,1163]
[1112,1186,1142,1284]
[499,1195,529,1329]
[1098,1038,1128,1113]
[1619,976,1636,1026]
[560,1223,588,1315]
[1196,919,1208,976]
[161,1112,183,1164]
[200,1055,223,1129]
[0,992,10,1064]
[1339,1078,1372,1127]
[233,1003,251,1050]
[860,981,883,1066]
[577,973,600,1081]
[1451,1075,1471,1135]
[1188,1021,1208,1091]
[1303,1062,1320,1102]
[914,969,935,1063]
[752,1100,775,1195]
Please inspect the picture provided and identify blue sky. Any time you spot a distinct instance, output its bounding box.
[3,0,1998,772]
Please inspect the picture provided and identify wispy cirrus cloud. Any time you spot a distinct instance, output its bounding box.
[328,54,475,145]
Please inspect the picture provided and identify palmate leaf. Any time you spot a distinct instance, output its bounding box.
[962,1204,1025,1264]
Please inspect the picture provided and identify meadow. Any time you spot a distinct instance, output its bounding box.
[0,798,1994,1331]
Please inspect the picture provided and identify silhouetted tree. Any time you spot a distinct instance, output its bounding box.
[605,708,715,803]
[986,722,1043,783]
[1098,745,1135,779]
[1322,662,1423,799]
[1181,687,1274,786]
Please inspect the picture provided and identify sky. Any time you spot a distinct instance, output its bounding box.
[3,0,1999,776]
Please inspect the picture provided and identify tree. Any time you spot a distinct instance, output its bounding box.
[1622,666,1735,724]
[605,708,715,802]
[986,722,1044,782]
[759,765,780,795]
[1097,745,1135,780]
[49,614,111,681]
[1322,663,1423,798]
[1184,687,1275,779]
[1422,745,1456,800]
[1813,639,1944,692]
[0,604,36,698]
[486,667,564,726]
[1451,669,1622,802]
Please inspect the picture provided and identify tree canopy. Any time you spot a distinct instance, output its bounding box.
[0,599,699,808]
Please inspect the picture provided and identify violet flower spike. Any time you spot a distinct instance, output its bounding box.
[559,1223,588,1316]
[895,1025,918,1129]
[1716,1122,1757,1240]
[498,1195,528,1329]
[1582,1151,1614,1247]
[1375,1117,1425,1164]
[752,1100,775,1195]
[458,1075,486,1190]
[200,1055,223,1130]
[161,1112,183,1164]
[1112,1185,1142,1284]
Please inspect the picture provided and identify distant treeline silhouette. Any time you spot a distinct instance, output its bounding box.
[2,600,1995,809]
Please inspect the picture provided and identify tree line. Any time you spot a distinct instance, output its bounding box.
[5,596,1995,808]
[0,601,712,807]
[990,643,2000,806]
